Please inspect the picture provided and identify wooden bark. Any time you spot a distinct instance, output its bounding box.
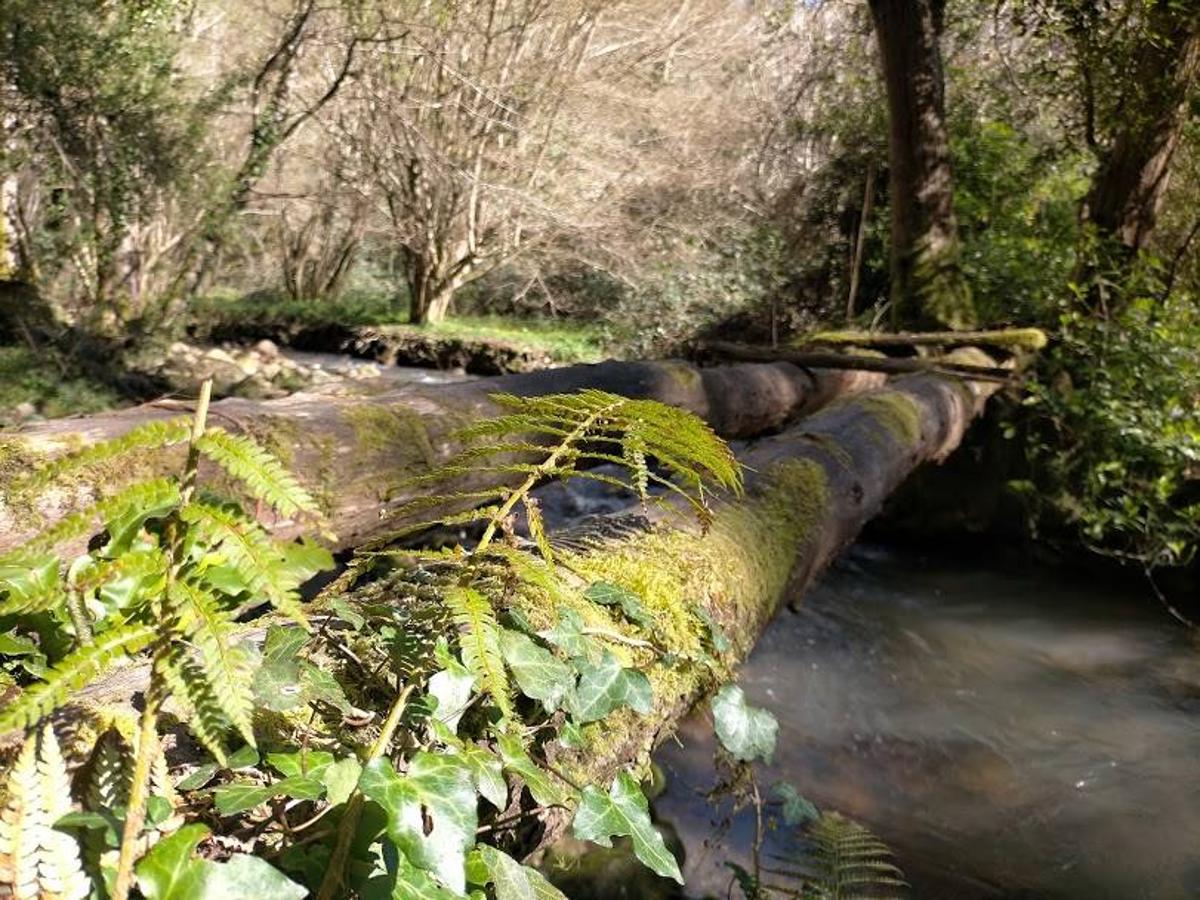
[0,359,882,554]
[867,0,975,330]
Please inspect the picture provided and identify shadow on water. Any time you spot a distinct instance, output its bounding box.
[651,543,1200,899]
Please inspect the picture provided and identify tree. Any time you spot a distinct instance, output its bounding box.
[867,0,976,329]
[346,0,605,325]
[1077,0,1200,306]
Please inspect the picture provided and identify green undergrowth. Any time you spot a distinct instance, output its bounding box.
[192,290,609,362]
[0,345,124,428]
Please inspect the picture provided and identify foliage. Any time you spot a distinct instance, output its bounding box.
[711,684,779,764]
[1020,289,1200,568]
[0,388,743,898]
[791,813,907,900]
[0,347,124,427]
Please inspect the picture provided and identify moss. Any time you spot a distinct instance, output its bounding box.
[344,404,436,468]
[553,458,829,772]
[657,361,702,392]
[856,390,923,448]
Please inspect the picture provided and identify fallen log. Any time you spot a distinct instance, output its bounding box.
[516,351,1007,852]
[800,327,1048,351]
[0,359,882,554]
[699,339,1015,382]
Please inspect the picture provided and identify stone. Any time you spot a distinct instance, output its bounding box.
[254,339,280,359]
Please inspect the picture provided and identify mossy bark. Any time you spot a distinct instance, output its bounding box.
[0,359,878,555]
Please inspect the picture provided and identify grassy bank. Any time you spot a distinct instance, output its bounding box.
[0,346,124,428]
[191,291,610,363]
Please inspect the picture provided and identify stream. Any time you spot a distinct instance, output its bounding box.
[652,543,1200,899]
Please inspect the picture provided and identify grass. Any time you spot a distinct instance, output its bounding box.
[0,346,124,428]
[192,289,610,363]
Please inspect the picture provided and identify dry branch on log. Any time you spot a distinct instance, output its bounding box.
[698,339,1015,382]
[0,359,883,555]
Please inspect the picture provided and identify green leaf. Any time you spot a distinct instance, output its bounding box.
[569,651,652,723]
[458,743,507,811]
[136,824,307,900]
[301,661,354,713]
[499,629,572,713]
[695,607,730,653]
[196,429,321,518]
[711,684,778,764]
[321,757,363,807]
[444,585,511,719]
[429,657,477,734]
[0,632,39,655]
[558,721,585,751]
[537,609,598,661]
[583,581,650,627]
[212,776,323,815]
[472,843,568,900]
[572,771,682,883]
[359,753,477,894]
[773,782,818,825]
[496,732,573,808]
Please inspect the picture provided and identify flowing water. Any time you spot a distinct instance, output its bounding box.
[652,544,1200,899]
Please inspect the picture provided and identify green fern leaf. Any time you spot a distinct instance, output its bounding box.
[196,429,319,518]
[167,579,256,747]
[180,501,309,628]
[10,419,191,497]
[802,812,908,899]
[78,727,134,811]
[0,726,91,900]
[522,496,553,565]
[444,586,511,719]
[0,623,157,733]
[4,477,181,562]
[157,644,232,765]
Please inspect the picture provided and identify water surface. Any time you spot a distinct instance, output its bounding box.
[654,544,1200,899]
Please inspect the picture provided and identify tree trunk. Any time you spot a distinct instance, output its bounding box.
[0,359,883,555]
[1081,1,1200,308]
[868,0,975,330]
[406,261,457,325]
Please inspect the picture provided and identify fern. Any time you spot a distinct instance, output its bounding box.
[157,645,234,764]
[0,623,158,734]
[181,500,310,628]
[444,585,511,719]
[167,579,257,746]
[196,428,320,518]
[79,727,134,811]
[8,419,191,498]
[0,726,91,900]
[800,813,907,900]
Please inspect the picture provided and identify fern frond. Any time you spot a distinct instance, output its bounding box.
[444,585,511,719]
[802,813,907,900]
[522,495,553,564]
[3,477,181,562]
[78,727,134,811]
[0,726,90,900]
[180,501,308,628]
[10,419,191,497]
[0,555,63,618]
[0,623,157,733]
[167,579,256,746]
[157,645,231,765]
[196,429,319,518]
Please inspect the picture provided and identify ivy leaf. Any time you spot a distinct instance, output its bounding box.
[711,684,778,763]
[572,771,683,884]
[458,743,507,811]
[773,782,819,825]
[537,609,598,661]
[358,753,477,894]
[472,843,568,900]
[496,732,574,807]
[136,824,306,899]
[267,750,335,780]
[321,757,363,807]
[211,776,323,816]
[429,657,477,734]
[583,581,650,627]
[569,651,652,723]
[499,628,572,712]
[301,662,353,714]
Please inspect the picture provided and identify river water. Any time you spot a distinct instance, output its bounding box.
[652,543,1200,899]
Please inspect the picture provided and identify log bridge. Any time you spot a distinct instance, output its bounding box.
[0,343,1011,851]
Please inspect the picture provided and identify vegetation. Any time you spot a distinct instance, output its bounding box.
[0,383,747,898]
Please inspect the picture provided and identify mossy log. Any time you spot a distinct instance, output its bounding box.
[515,354,1007,853]
[801,327,1048,351]
[699,339,1014,382]
[0,359,882,555]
